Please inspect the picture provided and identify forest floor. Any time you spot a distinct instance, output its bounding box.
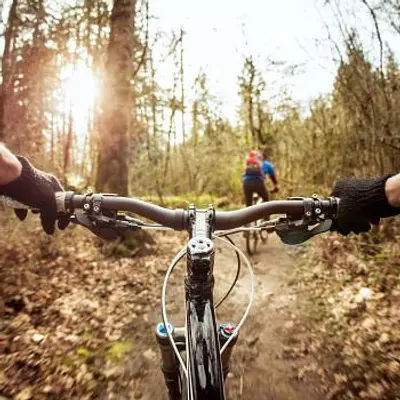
[0,215,399,399]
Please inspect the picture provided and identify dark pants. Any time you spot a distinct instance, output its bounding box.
[243,178,269,207]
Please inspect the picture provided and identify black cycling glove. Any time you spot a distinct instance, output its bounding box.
[0,156,69,234]
[330,175,400,235]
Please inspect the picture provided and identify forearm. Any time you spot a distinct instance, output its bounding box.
[269,174,278,187]
[385,174,400,207]
[0,144,22,185]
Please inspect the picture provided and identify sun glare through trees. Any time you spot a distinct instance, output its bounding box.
[60,61,99,142]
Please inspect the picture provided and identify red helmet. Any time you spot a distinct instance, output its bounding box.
[248,151,258,160]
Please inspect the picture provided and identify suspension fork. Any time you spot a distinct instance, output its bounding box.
[155,323,186,400]
[219,323,239,379]
[155,322,238,399]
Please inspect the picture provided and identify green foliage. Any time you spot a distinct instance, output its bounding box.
[106,342,133,363]
[76,347,91,359]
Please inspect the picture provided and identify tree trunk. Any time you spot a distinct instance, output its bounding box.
[179,29,186,143]
[96,0,135,195]
[64,100,73,175]
[0,0,18,143]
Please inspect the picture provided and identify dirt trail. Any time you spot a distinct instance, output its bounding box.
[142,234,324,400]
[0,225,325,400]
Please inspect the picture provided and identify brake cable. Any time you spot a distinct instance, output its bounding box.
[214,235,241,309]
[212,236,255,354]
[161,246,188,377]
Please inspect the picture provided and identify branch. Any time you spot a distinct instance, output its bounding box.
[360,0,384,81]
[380,139,400,152]
[132,0,149,79]
[384,0,400,35]
[321,15,344,64]
[360,0,393,132]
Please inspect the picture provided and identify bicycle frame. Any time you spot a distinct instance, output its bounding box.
[156,205,239,400]
[185,204,225,399]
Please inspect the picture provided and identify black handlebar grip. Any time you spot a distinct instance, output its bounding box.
[60,192,188,230]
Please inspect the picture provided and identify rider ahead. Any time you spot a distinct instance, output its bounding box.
[242,149,279,207]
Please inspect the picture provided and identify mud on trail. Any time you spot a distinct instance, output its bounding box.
[0,220,326,399]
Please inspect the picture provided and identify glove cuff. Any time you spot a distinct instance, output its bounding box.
[361,174,399,218]
[0,156,41,208]
[337,174,400,219]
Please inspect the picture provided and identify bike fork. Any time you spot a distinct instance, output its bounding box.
[156,322,239,398]
[155,323,186,400]
[219,322,239,379]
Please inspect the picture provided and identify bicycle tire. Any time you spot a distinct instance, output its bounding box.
[245,226,258,255]
[180,364,188,399]
[186,298,225,399]
[257,194,269,245]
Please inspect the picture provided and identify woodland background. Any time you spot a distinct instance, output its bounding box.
[1,1,400,399]
[1,0,399,200]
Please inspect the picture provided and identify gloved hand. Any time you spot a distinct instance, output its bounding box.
[330,175,400,235]
[271,186,279,194]
[0,156,69,234]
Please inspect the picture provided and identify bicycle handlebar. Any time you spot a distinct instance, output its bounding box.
[60,193,188,230]
[214,200,333,230]
[0,192,339,231]
[59,192,337,231]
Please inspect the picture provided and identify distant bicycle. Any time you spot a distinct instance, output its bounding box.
[245,194,267,255]
[245,188,279,255]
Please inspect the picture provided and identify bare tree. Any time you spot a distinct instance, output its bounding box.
[0,0,18,142]
[96,0,136,195]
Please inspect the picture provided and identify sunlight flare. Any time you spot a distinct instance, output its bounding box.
[60,61,99,138]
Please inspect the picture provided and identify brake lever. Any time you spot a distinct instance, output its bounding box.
[72,213,122,241]
[275,219,332,245]
[72,209,148,240]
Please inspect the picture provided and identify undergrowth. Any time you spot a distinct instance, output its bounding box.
[293,218,400,399]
